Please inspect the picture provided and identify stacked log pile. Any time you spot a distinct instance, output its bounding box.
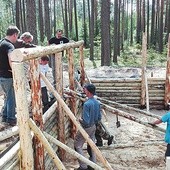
[92,78,165,109]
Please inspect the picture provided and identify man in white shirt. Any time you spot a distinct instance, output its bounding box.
[39,56,53,113]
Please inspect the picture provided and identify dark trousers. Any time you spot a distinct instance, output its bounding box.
[165,144,170,157]
[95,121,110,145]
[41,87,49,113]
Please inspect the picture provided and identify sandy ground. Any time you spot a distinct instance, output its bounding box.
[63,109,166,170]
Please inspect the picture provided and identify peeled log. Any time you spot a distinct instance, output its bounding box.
[102,103,165,133]
[11,41,84,62]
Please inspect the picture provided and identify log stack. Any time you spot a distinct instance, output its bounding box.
[91,78,165,109]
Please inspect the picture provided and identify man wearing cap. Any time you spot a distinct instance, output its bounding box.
[74,83,101,170]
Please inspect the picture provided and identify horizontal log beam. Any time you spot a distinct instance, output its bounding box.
[11,41,84,62]
[93,82,141,87]
[102,103,165,133]
[97,97,161,119]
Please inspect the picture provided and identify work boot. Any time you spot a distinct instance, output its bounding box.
[96,141,103,147]
[87,165,94,170]
[108,135,114,146]
[75,167,88,170]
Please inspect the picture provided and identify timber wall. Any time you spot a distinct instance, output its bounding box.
[91,78,165,109]
[1,111,71,170]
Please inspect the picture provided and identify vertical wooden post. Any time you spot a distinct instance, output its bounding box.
[30,59,45,170]
[165,34,170,109]
[140,32,149,110]
[79,45,85,86]
[55,52,65,160]
[67,48,77,138]
[12,62,34,170]
[166,157,170,170]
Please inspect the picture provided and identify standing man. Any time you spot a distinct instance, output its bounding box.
[48,29,69,45]
[151,112,170,159]
[39,56,54,113]
[0,25,20,126]
[74,84,101,170]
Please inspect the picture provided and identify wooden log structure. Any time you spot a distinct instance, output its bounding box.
[11,41,84,62]
[40,73,113,170]
[141,32,148,109]
[67,48,77,138]
[55,52,66,160]
[102,103,165,133]
[164,34,170,109]
[44,132,103,170]
[30,59,45,169]
[12,62,34,170]
[29,119,66,170]
[91,78,165,109]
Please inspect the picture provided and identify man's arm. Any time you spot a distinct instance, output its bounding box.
[8,52,13,69]
[153,119,162,125]
[149,118,162,126]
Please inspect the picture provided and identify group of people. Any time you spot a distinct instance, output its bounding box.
[0,26,69,126]
[0,25,170,170]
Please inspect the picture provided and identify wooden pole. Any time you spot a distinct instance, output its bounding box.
[44,132,103,170]
[164,34,170,109]
[79,45,85,86]
[166,157,170,170]
[97,96,161,119]
[55,52,66,160]
[12,62,34,169]
[141,32,149,109]
[43,101,58,123]
[67,48,77,138]
[0,140,20,169]
[0,126,19,142]
[40,73,113,170]
[28,119,66,170]
[11,41,84,62]
[30,59,45,169]
[102,103,165,133]
[0,101,57,143]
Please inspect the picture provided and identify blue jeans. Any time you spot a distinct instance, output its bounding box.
[0,77,16,122]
